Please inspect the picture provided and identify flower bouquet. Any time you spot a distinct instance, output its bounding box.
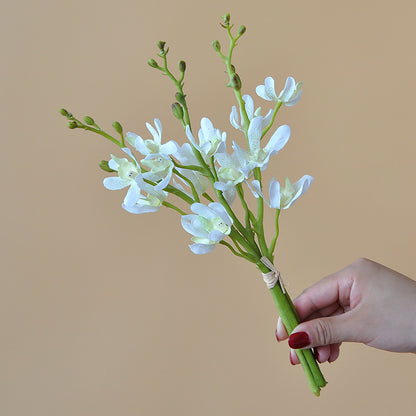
[59,13,327,395]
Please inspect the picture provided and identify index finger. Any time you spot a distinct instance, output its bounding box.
[293,269,354,321]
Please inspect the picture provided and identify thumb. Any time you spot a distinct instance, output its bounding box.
[288,312,360,349]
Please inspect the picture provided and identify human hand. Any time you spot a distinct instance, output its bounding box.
[275,258,416,365]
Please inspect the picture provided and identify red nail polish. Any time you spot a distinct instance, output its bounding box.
[288,332,310,349]
[275,329,280,342]
[290,353,295,365]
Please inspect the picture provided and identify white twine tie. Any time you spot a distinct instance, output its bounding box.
[260,256,286,293]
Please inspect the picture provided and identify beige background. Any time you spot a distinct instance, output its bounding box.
[2,0,415,414]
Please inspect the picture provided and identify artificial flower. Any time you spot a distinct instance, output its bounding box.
[126,118,179,156]
[103,155,142,207]
[256,76,303,107]
[251,175,313,209]
[232,116,291,177]
[181,202,233,254]
[186,117,226,161]
[230,94,272,131]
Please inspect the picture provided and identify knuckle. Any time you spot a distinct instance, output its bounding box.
[313,318,333,346]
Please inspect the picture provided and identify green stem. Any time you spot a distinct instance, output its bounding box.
[253,168,269,258]
[202,192,214,202]
[164,184,194,205]
[161,54,192,129]
[224,27,250,137]
[236,184,256,232]
[269,209,280,258]
[261,101,282,140]
[268,281,326,395]
[173,168,199,202]
[162,201,187,216]
[70,117,122,147]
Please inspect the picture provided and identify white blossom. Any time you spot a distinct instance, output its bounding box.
[230,94,272,131]
[186,117,226,161]
[213,151,245,205]
[232,116,291,178]
[256,76,302,107]
[181,202,233,254]
[251,175,313,209]
[126,119,179,157]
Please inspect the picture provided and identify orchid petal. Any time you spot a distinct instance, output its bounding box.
[190,243,216,254]
[264,125,291,155]
[123,184,141,207]
[103,177,128,190]
[269,179,281,209]
[247,116,263,153]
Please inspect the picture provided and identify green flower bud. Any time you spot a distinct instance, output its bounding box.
[157,41,166,51]
[171,102,184,120]
[222,13,230,25]
[178,60,186,73]
[175,92,186,105]
[230,73,242,91]
[148,58,158,68]
[98,160,116,172]
[67,121,78,129]
[238,25,246,36]
[212,40,221,53]
[83,116,95,125]
[112,121,123,134]
[59,108,69,117]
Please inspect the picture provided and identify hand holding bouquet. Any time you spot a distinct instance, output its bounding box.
[60,13,327,395]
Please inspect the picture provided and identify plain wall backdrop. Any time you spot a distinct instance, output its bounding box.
[1,0,415,415]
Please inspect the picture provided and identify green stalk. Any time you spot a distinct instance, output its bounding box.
[269,209,280,258]
[253,168,269,257]
[262,267,327,395]
[162,201,187,216]
[261,101,282,140]
[173,168,200,202]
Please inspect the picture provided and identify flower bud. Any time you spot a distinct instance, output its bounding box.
[222,13,230,25]
[148,59,158,68]
[157,41,166,51]
[238,25,246,36]
[175,92,186,105]
[83,116,95,125]
[112,121,123,134]
[98,160,116,172]
[212,40,221,53]
[67,121,78,129]
[178,60,186,72]
[230,73,242,91]
[59,108,69,117]
[171,102,184,120]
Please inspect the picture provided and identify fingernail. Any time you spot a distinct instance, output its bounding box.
[288,332,310,349]
[275,329,280,342]
[289,353,295,365]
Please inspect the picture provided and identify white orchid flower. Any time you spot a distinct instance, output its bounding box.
[230,94,273,131]
[181,202,233,254]
[141,153,174,191]
[186,117,226,161]
[103,155,142,207]
[122,167,169,214]
[256,76,303,107]
[122,191,167,214]
[126,118,179,157]
[232,116,291,178]
[251,175,313,209]
[213,151,245,205]
[173,143,207,196]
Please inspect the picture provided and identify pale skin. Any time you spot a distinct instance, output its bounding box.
[276,258,416,365]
